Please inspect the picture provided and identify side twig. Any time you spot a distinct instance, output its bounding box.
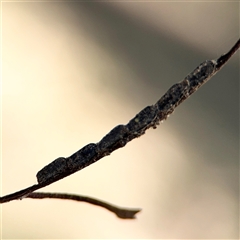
[1,39,239,218]
[27,192,141,219]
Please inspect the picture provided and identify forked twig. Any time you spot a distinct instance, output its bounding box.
[1,39,239,219]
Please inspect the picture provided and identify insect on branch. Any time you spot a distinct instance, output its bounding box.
[0,39,239,219]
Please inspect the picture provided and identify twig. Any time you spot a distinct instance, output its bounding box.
[1,39,239,217]
[215,39,240,70]
[27,192,141,219]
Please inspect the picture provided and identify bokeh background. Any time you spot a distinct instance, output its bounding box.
[1,1,239,239]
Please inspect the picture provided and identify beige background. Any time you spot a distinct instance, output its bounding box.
[1,1,239,239]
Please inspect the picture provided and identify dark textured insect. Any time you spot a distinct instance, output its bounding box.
[186,60,216,95]
[67,143,98,170]
[36,60,218,185]
[36,144,98,184]
[36,157,68,184]
[98,125,128,152]
[127,105,158,137]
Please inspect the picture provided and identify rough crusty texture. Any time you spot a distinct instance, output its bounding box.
[36,60,216,184]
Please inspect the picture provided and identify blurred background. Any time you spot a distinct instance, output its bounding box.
[1,1,239,239]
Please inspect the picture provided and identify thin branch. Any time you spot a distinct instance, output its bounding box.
[216,39,240,70]
[1,39,239,216]
[27,192,141,219]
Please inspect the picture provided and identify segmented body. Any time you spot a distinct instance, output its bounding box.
[36,60,216,184]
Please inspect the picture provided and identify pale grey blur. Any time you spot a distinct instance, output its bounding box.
[1,2,239,239]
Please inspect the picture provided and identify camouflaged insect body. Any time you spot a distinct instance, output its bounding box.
[36,60,217,184]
